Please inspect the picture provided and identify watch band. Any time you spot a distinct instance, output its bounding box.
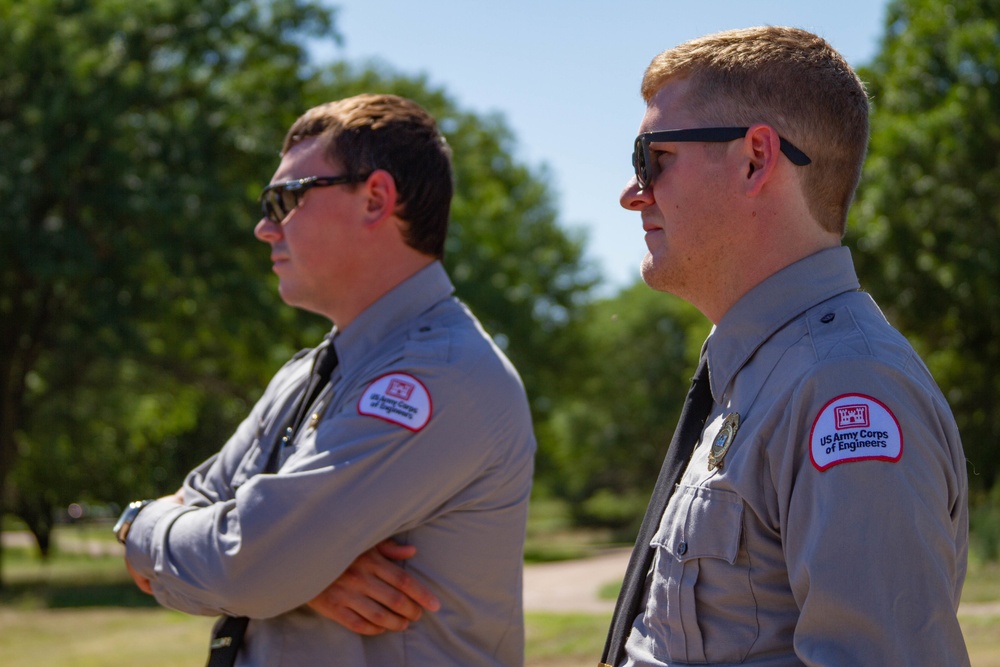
[113,499,155,545]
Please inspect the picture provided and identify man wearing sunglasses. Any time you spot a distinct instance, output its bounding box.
[117,94,535,666]
[601,27,969,666]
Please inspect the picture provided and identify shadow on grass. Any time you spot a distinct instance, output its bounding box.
[1,539,161,610]
[0,578,161,609]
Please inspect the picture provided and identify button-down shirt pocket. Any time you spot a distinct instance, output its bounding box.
[647,483,755,664]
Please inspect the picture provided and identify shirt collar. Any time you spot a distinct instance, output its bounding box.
[328,261,455,371]
[706,246,860,400]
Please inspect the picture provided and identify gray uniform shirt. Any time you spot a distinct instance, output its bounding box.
[126,261,536,666]
[624,247,969,666]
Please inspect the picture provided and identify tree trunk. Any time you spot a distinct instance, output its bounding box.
[17,495,54,560]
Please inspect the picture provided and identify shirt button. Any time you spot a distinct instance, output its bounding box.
[676,541,688,556]
[821,312,836,323]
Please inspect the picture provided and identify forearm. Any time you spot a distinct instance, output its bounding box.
[126,487,357,618]
[125,452,461,617]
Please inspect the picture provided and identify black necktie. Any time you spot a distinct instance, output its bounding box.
[207,340,338,667]
[600,353,713,667]
[289,342,340,438]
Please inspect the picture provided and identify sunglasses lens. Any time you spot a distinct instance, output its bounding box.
[261,187,300,223]
[262,192,278,222]
[633,137,649,189]
[278,189,299,220]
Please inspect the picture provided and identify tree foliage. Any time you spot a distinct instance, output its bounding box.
[0,0,596,573]
[1,0,338,568]
[542,283,710,533]
[848,0,1000,489]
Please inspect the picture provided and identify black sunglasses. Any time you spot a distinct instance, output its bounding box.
[632,127,811,189]
[259,174,371,224]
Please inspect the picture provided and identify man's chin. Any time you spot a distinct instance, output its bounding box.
[639,254,662,288]
[277,283,301,308]
[640,255,680,295]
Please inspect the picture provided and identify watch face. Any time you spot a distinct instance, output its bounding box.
[113,500,150,544]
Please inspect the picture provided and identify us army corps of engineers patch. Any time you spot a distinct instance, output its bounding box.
[357,372,433,432]
[809,393,902,471]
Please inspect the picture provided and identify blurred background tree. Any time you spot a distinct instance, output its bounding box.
[848,0,1000,491]
[1,0,336,574]
[541,285,709,535]
[0,0,596,584]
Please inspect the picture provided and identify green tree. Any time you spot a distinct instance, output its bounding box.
[543,282,710,533]
[848,0,1000,489]
[0,0,336,573]
[1,1,597,579]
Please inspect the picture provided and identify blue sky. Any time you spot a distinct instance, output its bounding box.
[314,1,890,292]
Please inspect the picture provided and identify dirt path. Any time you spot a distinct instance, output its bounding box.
[523,547,1000,618]
[523,548,629,614]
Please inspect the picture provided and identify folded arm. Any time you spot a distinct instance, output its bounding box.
[308,539,440,635]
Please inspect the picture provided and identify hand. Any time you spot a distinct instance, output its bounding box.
[308,540,441,635]
[160,488,184,505]
[126,558,153,595]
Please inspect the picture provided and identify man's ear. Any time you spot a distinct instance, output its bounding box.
[362,169,399,225]
[743,124,782,197]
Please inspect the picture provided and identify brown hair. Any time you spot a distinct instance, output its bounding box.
[283,94,453,257]
[642,26,869,235]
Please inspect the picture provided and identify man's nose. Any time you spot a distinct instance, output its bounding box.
[254,217,281,242]
[620,176,653,211]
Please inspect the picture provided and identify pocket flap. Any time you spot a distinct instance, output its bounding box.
[651,484,743,564]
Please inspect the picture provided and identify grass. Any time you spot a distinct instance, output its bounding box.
[523,495,622,563]
[962,559,1000,666]
[597,579,622,601]
[0,531,153,610]
[2,524,1000,666]
[1,606,997,667]
[0,605,612,667]
[965,614,1000,667]
[0,607,216,667]
[0,527,617,666]
[965,558,1000,604]
[524,612,609,665]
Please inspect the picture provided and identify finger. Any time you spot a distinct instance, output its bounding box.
[374,539,417,561]
[338,564,427,621]
[309,585,407,633]
[366,553,441,613]
[308,599,390,636]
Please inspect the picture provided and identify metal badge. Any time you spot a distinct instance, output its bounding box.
[708,412,740,471]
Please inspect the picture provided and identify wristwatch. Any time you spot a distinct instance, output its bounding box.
[113,499,154,545]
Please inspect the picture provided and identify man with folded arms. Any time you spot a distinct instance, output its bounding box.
[116,93,535,666]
